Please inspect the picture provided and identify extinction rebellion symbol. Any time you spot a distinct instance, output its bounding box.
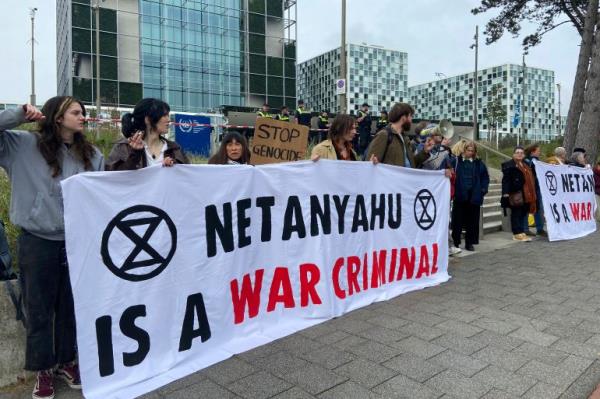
[414,189,436,230]
[101,205,177,282]
[545,171,558,196]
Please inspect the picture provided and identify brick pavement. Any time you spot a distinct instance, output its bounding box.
[2,228,600,399]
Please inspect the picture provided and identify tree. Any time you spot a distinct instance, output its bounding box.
[485,84,508,148]
[563,0,598,156]
[472,0,597,158]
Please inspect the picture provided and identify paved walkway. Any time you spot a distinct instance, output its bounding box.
[3,228,600,399]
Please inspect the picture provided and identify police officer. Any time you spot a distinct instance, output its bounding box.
[318,111,329,142]
[276,106,291,122]
[356,102,372,155]
[376,110,388,131]
[295,100,315,143]
[257,103,273,118]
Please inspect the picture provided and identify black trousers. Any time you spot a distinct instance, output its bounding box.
[18,231,76,371]
[510,204,529,234]
[451,199,480,247]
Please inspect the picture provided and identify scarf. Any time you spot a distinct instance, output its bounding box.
[516,161,537,213]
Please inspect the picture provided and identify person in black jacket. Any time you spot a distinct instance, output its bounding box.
[450,141,489,252]
[501,146,535,242]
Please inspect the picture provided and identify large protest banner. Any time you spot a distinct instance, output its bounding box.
[534,160,597,241]
[251,117,309,165]
[61,161,450,399]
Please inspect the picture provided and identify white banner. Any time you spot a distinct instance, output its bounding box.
[534,160,597,241]
[61,160,450,399]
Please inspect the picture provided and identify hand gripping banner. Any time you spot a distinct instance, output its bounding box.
[61,160,451,399]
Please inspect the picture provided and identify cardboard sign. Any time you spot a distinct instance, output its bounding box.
[251,117,309,165]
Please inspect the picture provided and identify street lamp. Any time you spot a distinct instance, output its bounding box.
[93,0,105,135]
[339,0,347,114]
[470,26,479,141]
[556,83,561,137]
[29,8,38,106]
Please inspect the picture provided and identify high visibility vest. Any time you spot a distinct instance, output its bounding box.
[319,116,328,124]
[278,114,290,122]
[257,111,272,118]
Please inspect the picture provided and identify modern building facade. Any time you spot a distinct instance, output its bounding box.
[408,64,557,142]
[296,43,408,115]
[57,0,297,112]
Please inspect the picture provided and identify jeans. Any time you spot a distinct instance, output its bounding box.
[511,204,529,234]
[18,230,77,371]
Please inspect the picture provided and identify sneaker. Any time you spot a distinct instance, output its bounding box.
[56,362,82,390]
[449,246,462,256]
[513,233,531,242]
[524,230,536,237]
[32,370,54,399]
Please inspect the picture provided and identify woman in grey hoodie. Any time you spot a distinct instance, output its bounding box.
[0,96,104,399]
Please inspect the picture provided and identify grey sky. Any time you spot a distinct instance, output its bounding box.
[0,0,579,114]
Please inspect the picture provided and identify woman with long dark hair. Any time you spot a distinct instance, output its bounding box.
[0,97,104,398]
[311,114,358,161]
[208,131,251,164]
[106,98,188,170]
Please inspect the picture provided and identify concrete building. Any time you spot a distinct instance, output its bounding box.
[296,43,407,115]
[56,0,297,112]
[408,64,556,142]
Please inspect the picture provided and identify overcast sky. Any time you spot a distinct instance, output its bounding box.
[0,0,580,114]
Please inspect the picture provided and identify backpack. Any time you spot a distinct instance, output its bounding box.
[0,220,26,327]
[363,127,395,162]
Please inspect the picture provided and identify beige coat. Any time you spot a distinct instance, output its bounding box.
[311,139,357,160]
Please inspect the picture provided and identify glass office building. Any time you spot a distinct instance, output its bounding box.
[296,43,408,115]
[57,0,297,112]
[408,64,557,142]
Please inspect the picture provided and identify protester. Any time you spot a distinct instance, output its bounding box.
[594,161,600,222]
[106,98,188,170]
[572,147,591,168]
[417,130,453,171]
[311,114,358,161]
[568,151,587,168]
[208,131,251,165]
[450,141,489,252]
[524,143,546,237]
[501,146,536,242]
[0,97,105,398]
[546,146,566,165]
[366,102,417,167]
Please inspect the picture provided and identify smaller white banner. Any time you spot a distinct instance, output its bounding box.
[534,160,597,241]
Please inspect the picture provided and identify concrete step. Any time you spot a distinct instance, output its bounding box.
[483,210,503,223]
[488,188,502,196]
[483,220,503,234]
[484,195,501,205]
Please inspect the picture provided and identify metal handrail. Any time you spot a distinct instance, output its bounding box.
[458,135,511,160]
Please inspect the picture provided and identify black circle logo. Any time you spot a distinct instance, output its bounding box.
[101,205,177,282]
[545,171,558,196]
[414,189,436,230]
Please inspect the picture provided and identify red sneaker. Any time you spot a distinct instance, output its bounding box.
[56,362,82,390]
[32,370,54,399]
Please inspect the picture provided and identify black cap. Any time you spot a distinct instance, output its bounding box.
[573,147,586,154]
[362,102,369,107]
